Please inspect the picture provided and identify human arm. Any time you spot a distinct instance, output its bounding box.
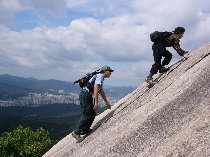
[100,89,111,109]
[93,84,100,111]
[172,38,190,60]
[173,39,186,56]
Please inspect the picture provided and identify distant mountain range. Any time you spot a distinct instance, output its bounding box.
[0,74,80,91]
[0,74,80,100]
[0,74,136,100]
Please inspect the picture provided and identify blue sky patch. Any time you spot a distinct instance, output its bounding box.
[11,8,103,32]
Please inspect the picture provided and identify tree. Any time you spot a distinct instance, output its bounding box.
[0,125,57,157]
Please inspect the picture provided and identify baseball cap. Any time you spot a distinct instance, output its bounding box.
[100,65,114,72]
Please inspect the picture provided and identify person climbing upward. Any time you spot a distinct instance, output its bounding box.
[146,27,190,85]
[72,65,114,141]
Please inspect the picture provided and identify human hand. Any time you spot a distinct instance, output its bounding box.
[183,54,190,60]
[93,104,99,111]
[185,49,192,54]
[106,103,111,109]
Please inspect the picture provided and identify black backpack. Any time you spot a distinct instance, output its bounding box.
[150,31,172,43]
[73,69,101,89]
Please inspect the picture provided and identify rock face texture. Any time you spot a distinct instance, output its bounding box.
[43,43,210,157]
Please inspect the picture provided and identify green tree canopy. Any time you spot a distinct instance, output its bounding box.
[0,125,57,157]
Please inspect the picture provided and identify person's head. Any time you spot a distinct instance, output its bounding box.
[100,65,114,78]
[174,27,185,39]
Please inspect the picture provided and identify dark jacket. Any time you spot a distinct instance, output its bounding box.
[164,34,186,56]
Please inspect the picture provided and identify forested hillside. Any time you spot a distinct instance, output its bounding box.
[0,103,81,140]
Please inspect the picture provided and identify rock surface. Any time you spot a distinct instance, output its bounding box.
[43,43,210,157]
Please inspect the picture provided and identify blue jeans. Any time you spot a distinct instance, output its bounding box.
[74,90,96,134]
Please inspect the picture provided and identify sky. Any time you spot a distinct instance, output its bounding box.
[0,0,210,87]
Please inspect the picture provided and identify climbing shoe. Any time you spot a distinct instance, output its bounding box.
[79,129,93,135]
[145,77,154,84]
[159,67,170,73]
[72,131,81,140]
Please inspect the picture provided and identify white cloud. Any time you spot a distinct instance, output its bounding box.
[0,0,67,14]
[20,0,67,15]
[0,0,67,26]
[0,0,210,86]
[0,24,90,67]
[66,0,131,16]
[0,0,22,10]
[0,17,149,69]
[69,17,152,62]
[66,0,88,8]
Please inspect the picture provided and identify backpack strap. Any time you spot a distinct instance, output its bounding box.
[86,74,97,93]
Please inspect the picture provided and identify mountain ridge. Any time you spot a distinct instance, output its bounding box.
[0,74,79,92]
[0,74,136,102]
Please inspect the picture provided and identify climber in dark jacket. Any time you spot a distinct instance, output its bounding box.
[146,27,190,84]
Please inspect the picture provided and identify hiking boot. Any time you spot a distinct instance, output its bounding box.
[79,129,92,135]
[145,77,154,84]
[72,131,81,140]
[159,67,170,73]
